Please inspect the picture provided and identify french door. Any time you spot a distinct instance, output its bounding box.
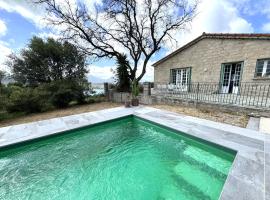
[170,68,191,91]
[220,62,243,94]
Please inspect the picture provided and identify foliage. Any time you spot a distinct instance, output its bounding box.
[115,54,131,92]
[1,79,91,116]
[2,36,92,116]
[0,86,8,111]
[131,80,139,98]
[7,36,87,87]
[46,79,90,108]
[6,85,52,113]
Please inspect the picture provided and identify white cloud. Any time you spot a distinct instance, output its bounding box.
[136,60,154,82]
[229,18,253,33]
[164,0,254,52]
[88,65,115,80]
[36,32,60,40]
[229,0,270,19]
[0,41,12,72]
[262,22,270,32]
[0,0,46,29]
[0,19,7,36]
[87,62,154,82]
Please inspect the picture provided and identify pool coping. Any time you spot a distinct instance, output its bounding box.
[0,106,269,200]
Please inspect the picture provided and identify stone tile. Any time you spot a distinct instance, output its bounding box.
[266,165,270,197]
[230,155,264,190]
[266,192,270,200]
[36,118,67,135]
[62,115,90,129]
[266,153,270,166]
[246,117,260,131]
[260,117,270,134]
[220,175,263,200]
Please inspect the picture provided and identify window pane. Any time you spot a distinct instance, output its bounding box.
[266,60,270,76]
[171,69,176,84]
[256,60,264,77]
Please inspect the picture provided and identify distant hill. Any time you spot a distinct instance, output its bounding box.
[87,75,114,84]
[2,76,14,85]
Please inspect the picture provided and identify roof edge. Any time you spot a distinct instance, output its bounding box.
[152,32,270,67]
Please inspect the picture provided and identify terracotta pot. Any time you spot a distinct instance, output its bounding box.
[131,98,139,106]
[125,101,131,108]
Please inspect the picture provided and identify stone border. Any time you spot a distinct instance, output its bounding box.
[0,106,269,200]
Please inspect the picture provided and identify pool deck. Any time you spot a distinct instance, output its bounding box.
[0,106,269,200]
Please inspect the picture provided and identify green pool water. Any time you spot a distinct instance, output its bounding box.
[0,116,235,200]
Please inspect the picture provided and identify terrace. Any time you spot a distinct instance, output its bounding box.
[0,106,269,200]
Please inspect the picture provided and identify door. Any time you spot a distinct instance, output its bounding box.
[175,68,190,91]
[232,63,242,94]
[220,62,243,94]
[221,64,232,93]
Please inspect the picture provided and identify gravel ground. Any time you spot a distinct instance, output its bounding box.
[0,102,248,128]
[0,102,121,128]
[151,104,249,128]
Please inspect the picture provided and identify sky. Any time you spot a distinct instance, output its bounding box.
[0,0,270,83]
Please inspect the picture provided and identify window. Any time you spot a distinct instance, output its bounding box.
[255,59,270,77]
[170,67,191,85]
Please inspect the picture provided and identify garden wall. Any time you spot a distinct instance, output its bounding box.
[104,82,270,117]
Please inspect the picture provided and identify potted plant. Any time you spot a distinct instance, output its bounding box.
[131,80,139,106]
[125,94,131,108]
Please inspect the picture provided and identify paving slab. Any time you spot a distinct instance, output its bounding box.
[247,117,260,131]
[260,117,270,134]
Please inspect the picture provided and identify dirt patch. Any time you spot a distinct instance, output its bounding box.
[0,102,248,128]
[151,104,249,128]
[0,102,122,128]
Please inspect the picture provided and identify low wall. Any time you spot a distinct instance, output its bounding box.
[107,90,153,105]
[105,82,270,117]
[150,95,270,117]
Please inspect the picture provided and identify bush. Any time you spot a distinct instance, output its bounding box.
[1,78,91,117]
[6,85,52,113]
[46,80,89,108]
[0,86,8,112]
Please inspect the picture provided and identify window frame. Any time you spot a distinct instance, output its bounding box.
[170,67,192,84]
[255,58,270,78]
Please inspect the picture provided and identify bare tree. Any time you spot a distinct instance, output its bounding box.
[36,0,197,82]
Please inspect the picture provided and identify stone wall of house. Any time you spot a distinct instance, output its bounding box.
[154,38,270,84]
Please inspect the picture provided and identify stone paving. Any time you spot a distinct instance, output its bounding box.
[0,106,269,200]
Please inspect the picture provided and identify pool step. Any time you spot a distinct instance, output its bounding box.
[173,162,225,200]
[183,146,232,176]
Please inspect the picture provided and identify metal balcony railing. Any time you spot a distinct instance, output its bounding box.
[154,82,270,108]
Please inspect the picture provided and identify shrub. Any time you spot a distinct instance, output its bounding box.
[46,80,89,108]
[114,54,131,92]
[7,86,38,113]
[6,85,52,113]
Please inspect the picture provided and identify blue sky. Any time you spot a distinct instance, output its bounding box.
[0,0,270,82]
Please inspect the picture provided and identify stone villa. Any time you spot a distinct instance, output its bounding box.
[153,33,270,94]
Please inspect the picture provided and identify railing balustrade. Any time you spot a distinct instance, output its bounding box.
[154,82,270,108]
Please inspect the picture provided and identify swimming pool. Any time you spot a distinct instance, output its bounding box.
[0,116,235,200]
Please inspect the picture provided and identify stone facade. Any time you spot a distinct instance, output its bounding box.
[154,36,270,84]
